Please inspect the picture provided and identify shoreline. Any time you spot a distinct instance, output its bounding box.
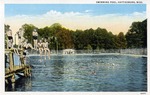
[27,53,147,58]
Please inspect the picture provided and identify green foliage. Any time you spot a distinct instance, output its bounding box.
[117,32,127,49]
[86,44,93,50]
[22,24,37,44]
[125,19,147,48]
[5,19,146,50]
[72,30,83,49]
[56,28,73,49]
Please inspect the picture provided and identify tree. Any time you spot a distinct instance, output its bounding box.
[56,28,74,50]
[141,19,147,48]
[22,24,37,45]
[50,23,62,35]
[72,30,84,49]
[126,19,147,48]
[6,20,146,50]
[117,32,127,49]
[38,26,51,39]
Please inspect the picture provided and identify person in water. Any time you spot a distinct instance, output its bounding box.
[32,29,38,50]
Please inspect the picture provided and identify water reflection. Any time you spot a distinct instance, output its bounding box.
[6,77,32,91]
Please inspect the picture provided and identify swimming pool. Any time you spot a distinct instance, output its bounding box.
[6,54,147,91]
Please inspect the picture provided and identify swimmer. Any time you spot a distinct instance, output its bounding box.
[91,70,96,75]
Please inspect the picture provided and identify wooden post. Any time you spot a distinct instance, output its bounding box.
[28,67,31,77]
[11,74,15,83]
[5,79,8,84]
[9,51,14,71]
[11,74,15,90]
[5,48,32,89]
[20,49,25,67]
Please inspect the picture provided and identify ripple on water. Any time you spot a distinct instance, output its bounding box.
[7,54,147,92]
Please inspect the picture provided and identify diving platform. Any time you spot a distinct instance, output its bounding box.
[5,48,31,85]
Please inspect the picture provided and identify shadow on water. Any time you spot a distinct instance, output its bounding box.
[6,77,32,91]
[6,54,147,92]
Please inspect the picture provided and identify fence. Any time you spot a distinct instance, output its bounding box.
[27,48,147,55]
[75,48,147,55]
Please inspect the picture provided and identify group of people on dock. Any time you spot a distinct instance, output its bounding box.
[5,27,51,57]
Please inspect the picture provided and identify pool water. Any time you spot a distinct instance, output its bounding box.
[6,54,147,91]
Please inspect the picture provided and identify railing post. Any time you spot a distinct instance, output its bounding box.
[11,74,15,90]
[9,50,14,71]
[20,49,25,67]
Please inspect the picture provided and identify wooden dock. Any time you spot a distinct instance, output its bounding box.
[5,49,31,85]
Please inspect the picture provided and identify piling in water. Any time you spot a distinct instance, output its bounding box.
[5,49,31,87]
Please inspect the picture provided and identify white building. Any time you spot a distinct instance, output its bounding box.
[63,49,75,54]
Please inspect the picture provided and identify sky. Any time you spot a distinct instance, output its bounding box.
[5,4,146,36]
